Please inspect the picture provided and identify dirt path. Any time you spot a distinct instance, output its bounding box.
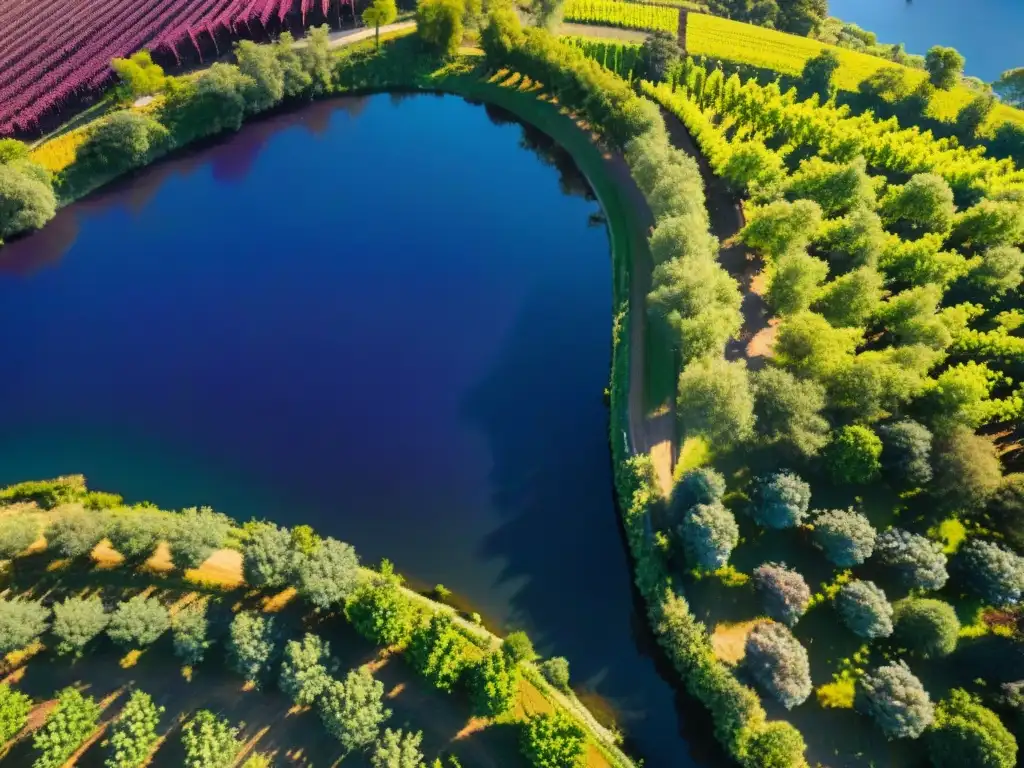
[557,22,649,42]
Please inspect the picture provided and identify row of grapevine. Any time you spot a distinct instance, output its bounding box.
[563,0,678,35]
[561,37,643,81]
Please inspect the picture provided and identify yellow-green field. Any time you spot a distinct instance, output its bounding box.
[564,0,679,35]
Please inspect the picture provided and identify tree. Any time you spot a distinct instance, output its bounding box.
[874,529,948,591]
[371,728,425,768]
[471,649,519,717]
[954,200,1024,250]
[107,596,169,648]
[751,366,830,458]
[363,0,398,49]
[273,32,312,98]
[234,40,285,114]
[76,112,169,178]
[925,46,965,90]
[930,363,1004,429]
[741,721,807,768]
[876,284,951,351]
[241,521,295,589]
[679,502,740,569]
[990,474,1024,550]
[0,514,39,558]
[296,536,360,610]
[676,357,755,447]
[181,711,238,768]
[955,539,1024,607]
[531,0,565,28]
[893,598,959,659]
[826,425,882,484]
[160,64,254,146]
[279,633,336,707]
[227,611,280,688]
[104,690,163,768]
[812,508,876,567]
[753,472,811,530]
[45,511,110,559]
[773,311,862,382]
[345,560,416,647]
[33,688,101,768]
[932,426,1002,512]
[928,689,1017,768]
[0,684,32,744]
[956,94,996,138]
[857,662,934,739]
[836,580,893,639]
[669,468,727,529]
[753,564,811,626]
[766,249,829,316]
[417,0,464,57]
[743,621,812,709]
[640,31,680,82]
[298,25,333,96]
[785,157,874,217]
[319,668,391,752]
[502,631,536,664]
[993,68,1024,108]
[880,173,956,234]
[520,712,586,768]
[167,506,230,570]
[647,212,718,264]
[813,266,884,328]
[0,139,29,164]
[107,512,168,563]
[0,599,50,655]
[52,596,109,657]
[819,206,885,269]
[972,246,1024,295]
[171,601,212,666]
[539,657,570,691]
[111,51,166,101]
[879,420,933,488]
[801,49,841,101]
[777,0,826,35]
[0,163,56,242]
[740,199,822,258]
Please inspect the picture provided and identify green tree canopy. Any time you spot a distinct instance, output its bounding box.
[677,357,755,447]
[856,661,934,739]
[319,668,391,752]
[363,0,398,47]
[105,690,164,768]
[0,684,32,744]
[893,598,960,659]
[181,711,238,768]
[296,536,360,610]
[417,0,464,57]
[345,559,416,646]
[800,49,841,101]
[751,366,830,458]
[33,688,101,768]
[0,599,50,655]
[279,633,336,706]
[75,112,169,178]
[0,162,56,243]
[521,712,586,768]
[471,649,519,718]
[836,580,893,638]
[52,596,109,657]
[227,611,281,688]
[925,46,965,89]
[993,67,1024,108]
[928,689,1017,768]
[827,425,883,484]
[107,596,169,649]
[111,51,166,101]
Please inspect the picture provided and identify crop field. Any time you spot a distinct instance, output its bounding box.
[0,0,353,135]
[563,0,679,35]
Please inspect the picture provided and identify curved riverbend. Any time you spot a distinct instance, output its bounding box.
[0,94,722,766]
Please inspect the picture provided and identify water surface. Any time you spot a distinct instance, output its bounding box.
[0,94,722,766]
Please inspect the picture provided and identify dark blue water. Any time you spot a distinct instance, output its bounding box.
[0,94,719,766]
[829,0,1023,82]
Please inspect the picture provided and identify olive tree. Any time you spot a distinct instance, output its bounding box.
[679,502,740,569]
[880,173,956,234]
[856,661,934,739]
[879,420,933,488]
[752,366,830,458]
[743,621,812,709]
[874,528,949,591]
[753,563,811,627]
[371,728,425,768]
[784,156,875,217]
[893,598,960,659]
[33,688,101,768]
[927,689,1017,768]
[172,601,212,666]
[520,711,586,768]
[107,596,169,648]
[181,710,239,768]
[107,511,168,563]
[811,508,876,566]
[766,249,830,317]
[836,580,894,639]
[955,539,1024,607]
[0,599,50,655]
[753,472,811,529]
[51,596,109,657]
[0,514,39,559]
[167,507,230,570]
[241,521,295,588]
[45,512,110,559]
[814,266,884,329]
[227,611,281,688]
[105,689,163,768]
[296,536,359,610]
[741,199,823,258]
[319,667,391,752]
[279,633,337,707]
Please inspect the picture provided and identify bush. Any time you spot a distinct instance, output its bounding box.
[539,657,570,691]
[52,596,109,657]
[811,508,876,566]
[296,536,359,609]
[835,580,893,639]
[955,539,1024,607]
[33,688,101,768]
[679,502,740,569]
[0,599,50,655]
[741,721,807,768]
[933,427,1002,512]
[753,472,811,530]
[181,710,239,768]
[241,521,295,588]
[0,514,39,558]
[417,0,464,57]
[107,511,168,562]
[0,138,29,163]
[744,621,812,709]
[0,162,57,242]
[753,564,811,627]
[471,649,519,718]
[741,199,822,258]
[0,476,85,508]
[45,511,110,559]
[857,661,934,739]
[160,64,253,145]
[893,598,959,659]
[669,468,726,527]
[879,420,933,488]
[279,633,336,706]
[167,506,231,570]
[105,689,163,768]
[880,173,956,234]
[520,711,586,768]
[927,689,1017,768]
[227,611,280,688]
[319,667,391,752]
[171,601,212,666]
[345,560,416,646]
[677,357,754,447]
[751,366,830,458]
[503,631,536,663]
[0,684,32,744]
[407,613,469,691]
[371,728,425,768]
[827,425,883,484]
[234,40,285,114]
[75,112,169,179]
[107,596,169,648]
[874,528,948,591]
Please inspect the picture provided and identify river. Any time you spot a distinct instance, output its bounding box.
[0,94,724,767]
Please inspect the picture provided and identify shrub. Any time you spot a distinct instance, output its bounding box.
[741,721,807,768]
[835,580,893,639]
[502,631,536,663]
[677,357,755,447]
[856,661,934,739]
[105,690,163,768]
[241,521,295,588]
[279,633,336,707]
[160,64,253,146]
[753,564,811,627]
[319,668,391,752]
[679,502,740,569]
[45,511,110,559]
[874,528,949,591]
[296,536,359,609]
[470,649,519,718]
[0,599,50,655]
[879,420,933,488]
[933,427,1002,512]
[0,139,29,163]
[234,40,285,114]
[227,611,280,688]
[668,468,726,527]
[52,596,109,657]
[955,539,1024,607]
[171,601,212,666]
[371,727,425,768]
[107,512,168,562]
[107,596,169,648]
[744,621,812,709]
[417,0,464,57]
[181,710,238,768]
[893,598,959,659]
[75,112,169,178]
[927,689,1017,768]
[811,508,876,566]
[751,366,830,458]
[167,507,231,570]
[0,162,57,242]
[753,472,811,530]
[539,657,570,691]
[0,514,40,558]
[345,560,416,647]
[520,711,586,768]
[33,689,101,767]
[0,684,32,744]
